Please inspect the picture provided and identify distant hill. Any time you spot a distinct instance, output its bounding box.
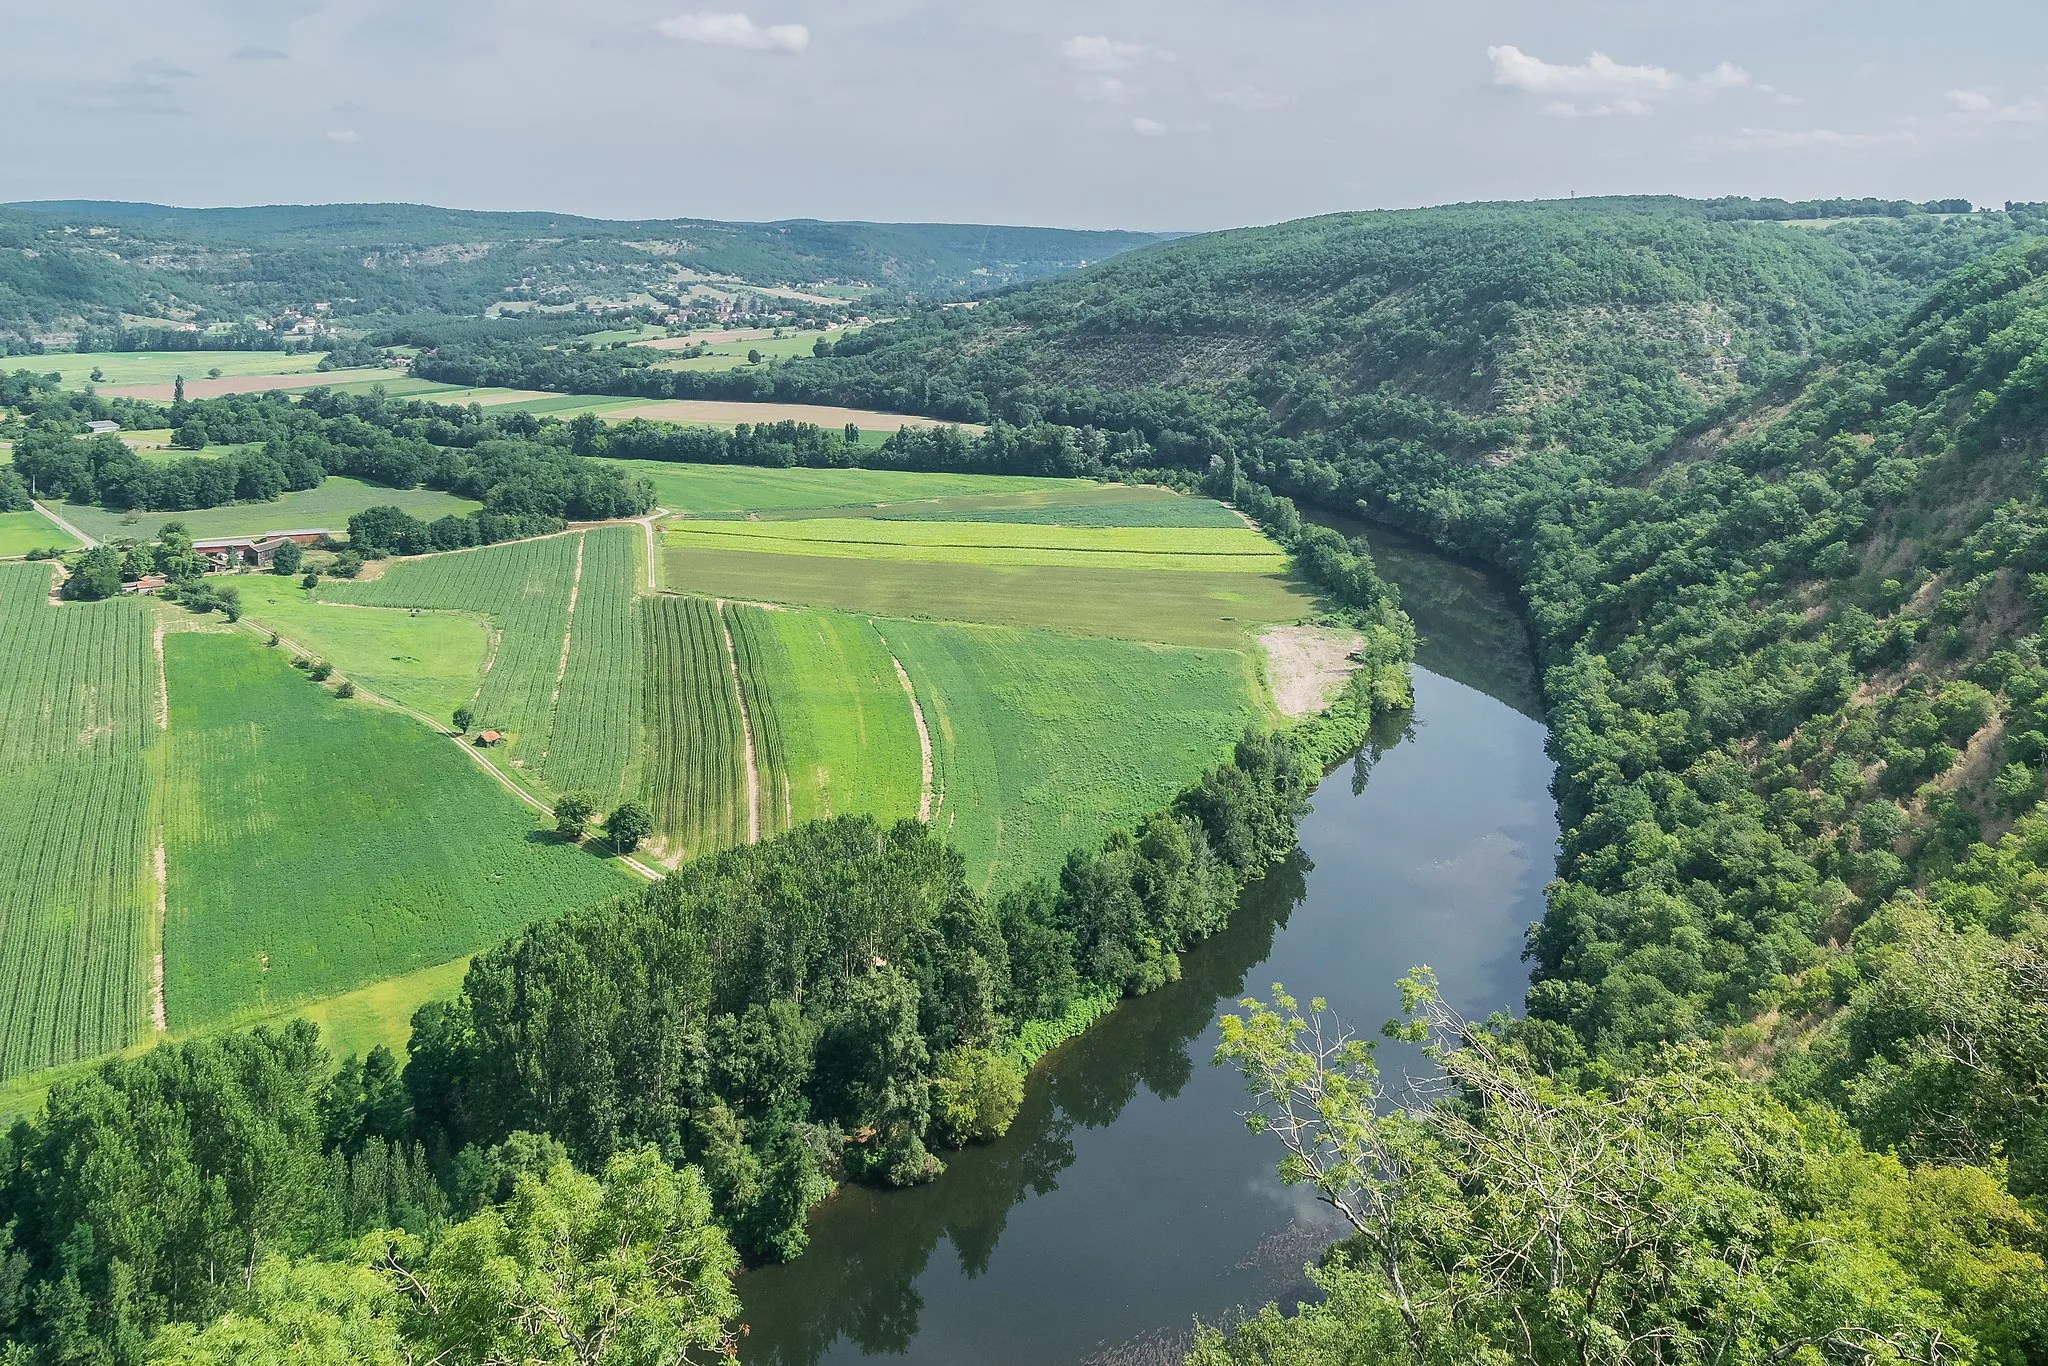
[0,200,1179,347]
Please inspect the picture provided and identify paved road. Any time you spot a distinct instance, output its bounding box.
[31,500,96,548]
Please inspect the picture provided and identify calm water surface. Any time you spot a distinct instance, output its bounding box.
[740,535,1556,1365]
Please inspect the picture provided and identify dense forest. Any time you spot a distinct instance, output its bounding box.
[0,201,1176,348]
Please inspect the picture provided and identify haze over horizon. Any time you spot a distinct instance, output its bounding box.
[6,0,2046,232]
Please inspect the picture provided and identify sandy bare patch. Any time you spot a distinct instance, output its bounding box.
[599,399,982,434]
[100,368,396,402]
[1261,625,1366,718]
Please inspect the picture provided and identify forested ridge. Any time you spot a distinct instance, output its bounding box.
[0,200,1175,346]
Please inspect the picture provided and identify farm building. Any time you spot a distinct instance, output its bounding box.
[193,536,295,569]
[474,730,505,747]
[84,420,121,435]
[261,528,329,546]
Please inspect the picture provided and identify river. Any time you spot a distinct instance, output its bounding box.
[738,533,1557,1365]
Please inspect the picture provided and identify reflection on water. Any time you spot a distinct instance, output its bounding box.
[739,542,1557,1365]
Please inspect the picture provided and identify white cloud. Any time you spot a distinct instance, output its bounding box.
[658,12,810,53]
[1131,116,1167,136]
[1487,44,1747,116]
[1947,88,2048,123]
[326,129,360,142]
[1062,36,1149,73]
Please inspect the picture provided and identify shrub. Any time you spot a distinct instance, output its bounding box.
[929,1046,1024,1147]
[335,681,356,699]
[309,661,334,682]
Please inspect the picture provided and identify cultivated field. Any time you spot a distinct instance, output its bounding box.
[0,565,156,1079]
[600,399,975,432]
[625,462,1079,515]
[646,328,856,372]
[58,478,481,544]
[640,596,750,860]
[666,518,1289,572]
[238,589,492,721]
[160,630,628,1029]
[321,527,643,804]
[0,508,80,557]
[29,350,330,389]
[100,367,396,401]
[879,619,1266,892]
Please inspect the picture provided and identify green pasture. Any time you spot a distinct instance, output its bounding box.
[236,590,491,722]
[649,327,855,373]
[160,629,629,1030]
[18,350,329,389]
[0,508,80,556]
[625,462,1088,516]
[664,546,1313,647]
[750,604,924,825]
[878,618,1265,894]
[55,478,482,544]
[664,517,1289,572]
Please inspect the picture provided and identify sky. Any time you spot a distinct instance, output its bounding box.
[5,0,2046,231]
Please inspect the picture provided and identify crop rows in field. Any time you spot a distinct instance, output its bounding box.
[877,618,1265,894]
[725,605,793,837]
[0,564,154,1078]
[613,461,1089,516]
[640,596,748,860]
[161,631,628,1029]
[322,530,642,799]
[539,528,642,803]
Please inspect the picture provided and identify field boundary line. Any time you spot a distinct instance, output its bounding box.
[30,499,97,548]
[887,650,935,823]
[234,615,661,882]
[152,617,168,730]
[550,532,585,705]
[150,841,167,1034]
[715,600,761,844]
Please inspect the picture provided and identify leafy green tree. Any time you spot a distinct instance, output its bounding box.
[144,1255,408,1366]
[928,1046,1023,1146]
[451,705,474,733]
[604,800,653,854]
[271,539,303,575]
[553,792,596,838]
[392,1146,740,1365]
[172,418,210,449]
[62,545,123,600]
[302,571,320,589]
[215,583,241,621]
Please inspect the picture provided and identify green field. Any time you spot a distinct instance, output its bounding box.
[624,462,1087,516]
[56,478,483,544]
[20,350,329,389]
[160,629,629,1028]
[0,508,80,557]
[741,604,923,828]
[648,328,854,372]
[666,518,1288,572]
[663,547,1311,647]
[0,565,156,1079]
[879,619,1265,893]
[322,528,642,803]
[640,596,749,861]
[236,589,491,721]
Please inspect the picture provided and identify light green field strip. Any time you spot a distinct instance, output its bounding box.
[752,605,924,826]
[237,588,492,722]
[615,460,1083,515]
[22,350,329,389]
[664,517,1290,572]
[161,630,630,1030]
[541,526,642,804]
[0,508,82,557]
[746,484,1177,522]
[664,545,1315,647]
[0,566,157,1079]
[55,478,483,544]
[876,618,1265,894]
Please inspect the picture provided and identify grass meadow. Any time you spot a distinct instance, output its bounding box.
[646,327,855,372]
[877,619,1266,893]
[624,462,1079,515]
[30,350,329,389]
[662,547,1312,647]
[160,630,628,1030]
[0,508,81,557]
[0,566,157,1079]
[58,478,482,544]
[665,518,1289,572]
[237,589,491,721]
